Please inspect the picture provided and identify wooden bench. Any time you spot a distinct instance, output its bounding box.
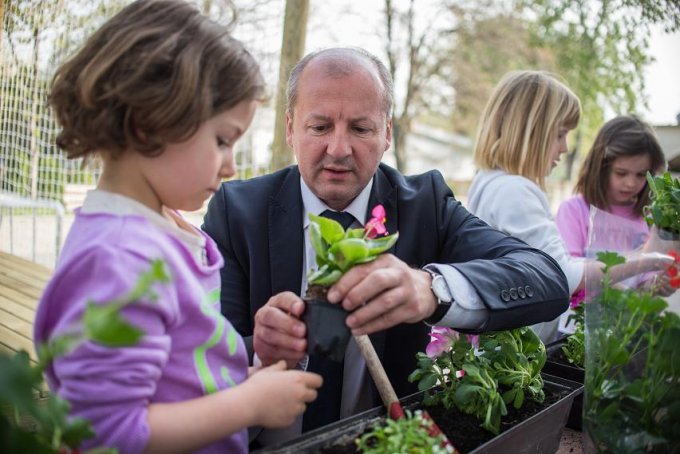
[0,250,52,396]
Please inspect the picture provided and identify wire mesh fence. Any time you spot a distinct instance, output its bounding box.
[0,0,284,266]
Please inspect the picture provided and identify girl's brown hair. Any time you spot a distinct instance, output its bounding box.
[575,115,666,215]
[50,0,265,159]
[473,70,581,189]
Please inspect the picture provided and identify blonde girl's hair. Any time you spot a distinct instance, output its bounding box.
[50,0,265,160]
[575,115,666,216]
[473,70,581,189]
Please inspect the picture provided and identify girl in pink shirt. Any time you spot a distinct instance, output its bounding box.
[556,116,666,259]
[556,115,677,303]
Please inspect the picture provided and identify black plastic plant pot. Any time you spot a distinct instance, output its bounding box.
[253,373,583,454]
[544,338,584,430]
[302,291,351,363]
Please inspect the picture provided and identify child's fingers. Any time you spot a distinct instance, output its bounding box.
[257,360,287,374]
[299,370,323,388]
[302,388,318,403]
[270,360,287,371]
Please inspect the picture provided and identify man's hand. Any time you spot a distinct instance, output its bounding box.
[253,291,307,368]
[327,254,438,335]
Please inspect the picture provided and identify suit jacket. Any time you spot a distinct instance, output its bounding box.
[202,163,568,398]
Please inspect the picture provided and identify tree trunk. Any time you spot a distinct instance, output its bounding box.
[29,24,40,199]
[0,0,5,54]
[392,120,408,173]
[271,0,309,171]
[564,128,583,182]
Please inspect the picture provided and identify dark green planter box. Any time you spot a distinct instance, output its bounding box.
[254,373,582,453]
[543,338,584,430]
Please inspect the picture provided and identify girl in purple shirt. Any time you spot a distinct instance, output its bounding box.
[34,1,321,453]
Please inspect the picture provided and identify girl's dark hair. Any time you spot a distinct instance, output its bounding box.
[575,115,666,215]
[50,0,265,159]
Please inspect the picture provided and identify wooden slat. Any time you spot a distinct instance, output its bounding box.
[0,264,50,291]
[0,252,51,399]
[0,274,44,300]
[0,252,49,361]
[0,283,40,310]
[0,307,34,340]
[0,296,36,323]
[0,251,52,278]
[0,327,37,362]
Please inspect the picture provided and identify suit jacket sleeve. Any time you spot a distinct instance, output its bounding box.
[430,172,570,332]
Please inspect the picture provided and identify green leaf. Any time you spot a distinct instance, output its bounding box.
[345,227,366,239]
[454,383,481,404]
[596,251,626,271]
[83,301,144,347]
[329,238,370,270]
[309,222,328,258]
[0,351,43,411]
[366,232,399,256]
[418,373,438,391]
[309,213,345,244]
[61,415,96,447]
[309,269,343,286]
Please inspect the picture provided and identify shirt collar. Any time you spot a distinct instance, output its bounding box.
[300,176,374,229]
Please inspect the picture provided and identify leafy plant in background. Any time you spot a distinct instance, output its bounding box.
[355,409,454,454]
[645,171,680,236]
[0,260,170,453]
[408,326,546,435]
[307,205,398,288]
[584,251,680,453]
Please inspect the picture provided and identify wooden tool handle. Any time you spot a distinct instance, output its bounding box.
[353,334,399,408]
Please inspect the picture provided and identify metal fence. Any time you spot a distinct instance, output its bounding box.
[0,0,284,266]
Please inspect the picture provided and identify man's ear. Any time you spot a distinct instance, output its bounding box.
[384,117,393,151]
[285,111,294,147]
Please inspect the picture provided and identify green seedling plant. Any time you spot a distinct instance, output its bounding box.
[307,204,398,288]
[645,171,680,236]
[408,326,546,435]
[355,409,454,454]
[0,260,170,454]
[584,251,680,453]
[561,291,586,368]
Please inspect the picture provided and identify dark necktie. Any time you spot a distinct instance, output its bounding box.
[302,209,355,432]
[320,209,356,230]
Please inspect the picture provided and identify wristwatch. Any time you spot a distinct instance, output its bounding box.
[423,268,453,326]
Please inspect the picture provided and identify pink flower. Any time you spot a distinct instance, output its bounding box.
[426,326,459,358]
[466,334,479,349]
[569,289,586,309]
[455,369,466,379]
[365,204,388,239]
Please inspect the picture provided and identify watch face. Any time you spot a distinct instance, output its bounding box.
[432,275,452,303]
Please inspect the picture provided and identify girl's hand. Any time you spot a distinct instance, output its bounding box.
[245,360,322,428]
[640,266,679,297]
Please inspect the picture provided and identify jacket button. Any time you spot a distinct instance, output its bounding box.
[517,286,526,298]
[509,288,518,300]
[525,285,534,297]
[500,290,510,302]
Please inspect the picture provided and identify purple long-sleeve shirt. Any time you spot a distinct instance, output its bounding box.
[34,208,248,454]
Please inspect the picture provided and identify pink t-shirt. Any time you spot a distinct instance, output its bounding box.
[555,195,649,258]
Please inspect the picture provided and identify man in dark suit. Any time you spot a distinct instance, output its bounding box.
[202,47,568,443]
